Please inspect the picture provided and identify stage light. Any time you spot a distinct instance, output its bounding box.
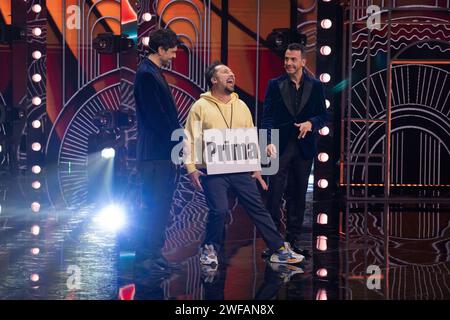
[93,204,126,231]
[32,27,42,37]
[142,37,149,46]
[31,142,41,151]
[316,235,328,251]
[32,50,42,60]
[32,4,42,13]
[32,97,41,106]
[317,213,328,224]
[31,225,40,235]
[0,145,2,153]
[32,74,42,82]
[142,13,152,22]
[325,99,330,109]
[31,248,40,255]
[32,181,41,189]
[319,126,330,136]
[318,179,328,189]
[318,152,329,162]
[32,120,41,128]
[320,19,332,29]
[316,289,328,300]
[320,45,332,55]
[31,202,40,212]
[316,268,328,277]
[31,165,41,174]
[30,273,39,282]
[101,147,115,159]
[320,73,331,83]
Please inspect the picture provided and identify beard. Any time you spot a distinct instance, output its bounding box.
[224,85,235,94]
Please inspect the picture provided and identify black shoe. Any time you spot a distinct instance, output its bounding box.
[291,242,311,258]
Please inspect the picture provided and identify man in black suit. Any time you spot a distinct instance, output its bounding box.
[133,28,181,272]
[261,43,328,255]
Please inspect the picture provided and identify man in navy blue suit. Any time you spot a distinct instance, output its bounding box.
[261,43,328,255]
[133,28,181,272]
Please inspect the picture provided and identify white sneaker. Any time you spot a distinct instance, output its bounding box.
[199,244,218,266]
[284,242,305,261]
[270,246,304,264]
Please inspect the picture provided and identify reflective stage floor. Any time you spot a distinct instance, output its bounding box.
[0,175,449,300]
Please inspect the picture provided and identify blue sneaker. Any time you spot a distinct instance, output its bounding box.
[270,245,304,264]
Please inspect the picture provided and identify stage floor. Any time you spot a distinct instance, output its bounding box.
[0,175,449,300]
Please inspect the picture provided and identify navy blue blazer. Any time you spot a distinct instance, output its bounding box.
[134,59,181,161]
[261,71,328,159]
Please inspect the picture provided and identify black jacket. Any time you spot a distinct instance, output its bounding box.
[134,59,181,161]
[261,71,328,159]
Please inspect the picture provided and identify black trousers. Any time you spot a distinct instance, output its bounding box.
[135,160,177,262]
[202,172,284,252]
[266,135,313,243]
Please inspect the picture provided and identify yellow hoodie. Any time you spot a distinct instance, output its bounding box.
[184,91,255,173]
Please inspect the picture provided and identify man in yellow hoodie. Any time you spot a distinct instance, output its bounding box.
[183,61,304,267]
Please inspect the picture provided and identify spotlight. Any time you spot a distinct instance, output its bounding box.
[32,50,42,60]
[142,13,152,22]
[32,74,42,82]
[31,165,41,174]
[31,181,41,189]
[316,288,328,300]
[318,179,328,188]
[325,99,330,109]
[320,19,332,29]
[32,4,42,13]
[319,126,330,136]
[32,120,41,128]
[30,273,40,282]
[31,202,40,212]
[317,213,328,224]
[318,152,329,162]
[142,37,150,46]
[93,204,126,231]
[93,33,135,54]
[320,45,332,55]
[31,225,40,235]
[316,235,328,251]
[320,73,331,83]
[316,268,328,277]
[32,27,42,37]
[101,147,115,159]
[0,145,2,153]
[31,248,40,255]
[31,142,41,151]
[32,97,41,106]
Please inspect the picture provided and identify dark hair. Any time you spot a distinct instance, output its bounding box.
[205,61,225,88]
[148,28,178,53]
[286,43,305,57]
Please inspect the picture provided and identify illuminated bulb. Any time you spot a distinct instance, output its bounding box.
[32,165,41,174]
[31,202,40,212]
[316,268,328,277]
[321,19,332,29]
[142,37,150,46]
[318,179,328,188]
[32,4,41,13]
[320,73,331,83]
[317,213,328,225]
[31,248,40,255]
[320,45,332,55]
[30,273,40,282]
[32,27,42,37]
[31,142,41,151]
[31,225,40,235]
[142,13,152,22]
[316,288,328,300]
[32,74,42,82]
[319,126,330,136]
[32,120,41,128]
[32,97,41,106]
[325,99,330,109]
[31,181,41,189]
[318,152,329,162]
[316,235,328,251]
[32,51,42,60]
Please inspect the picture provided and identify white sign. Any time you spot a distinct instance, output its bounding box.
[203,127,261,175]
